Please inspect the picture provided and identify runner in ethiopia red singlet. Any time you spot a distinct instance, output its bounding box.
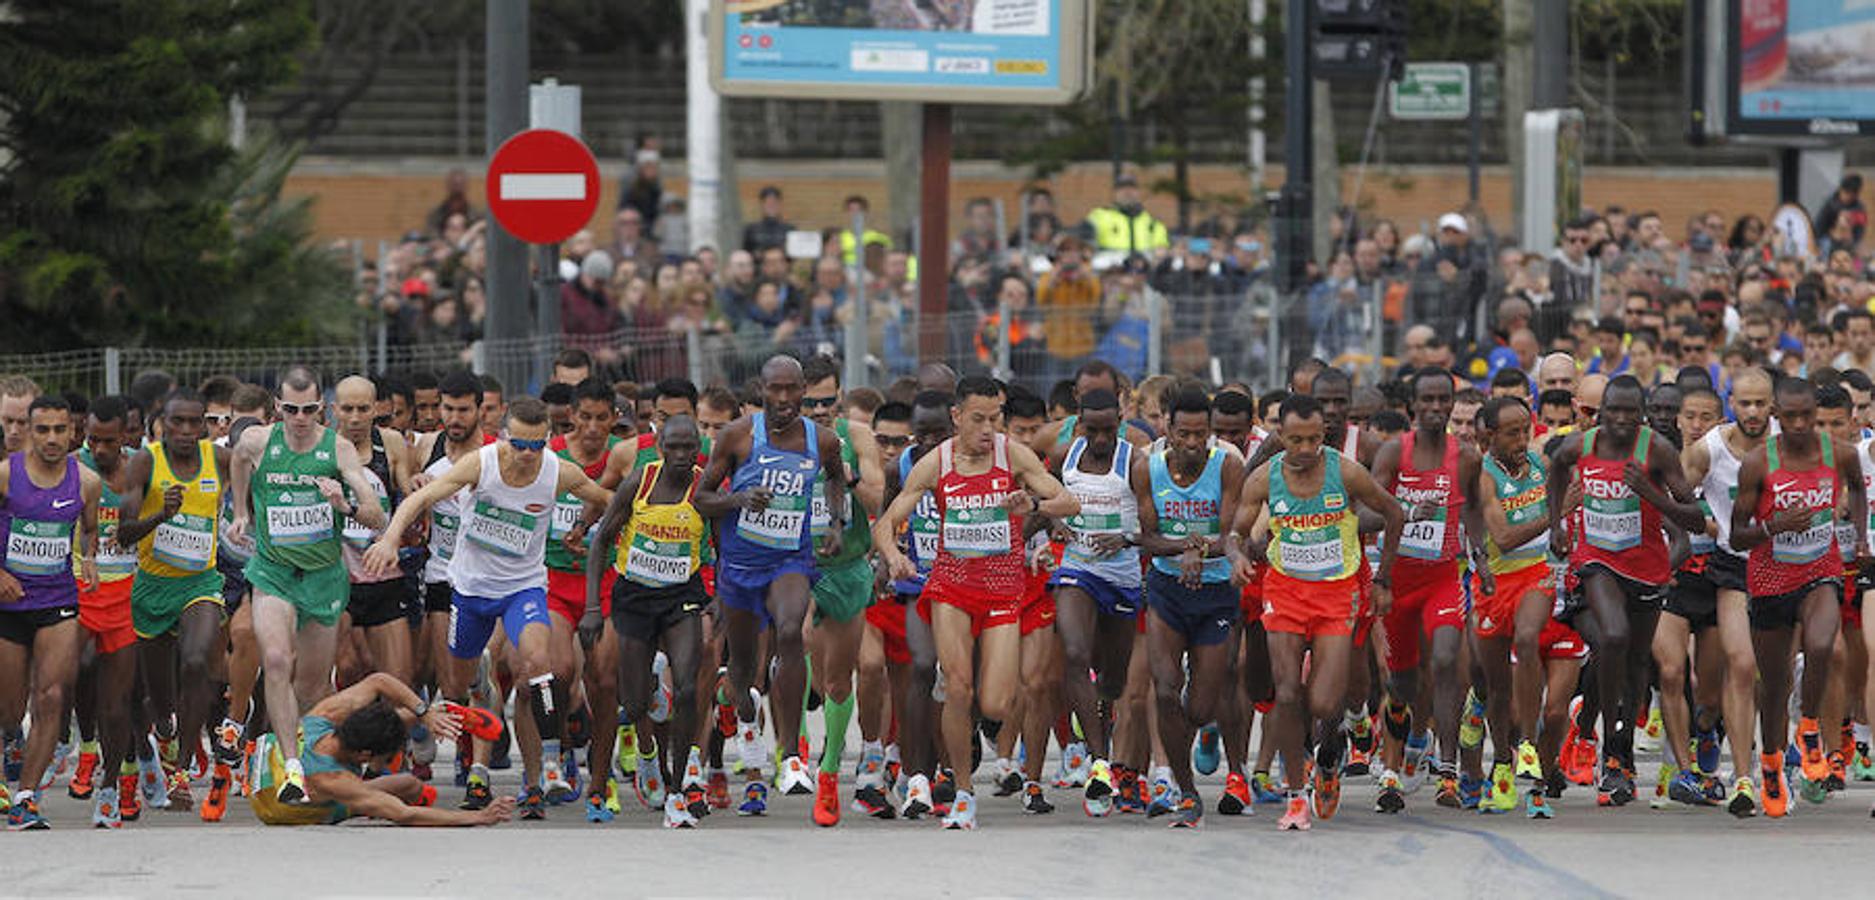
[1546,375,1705,810]
[1369,369,1484,814]
[1729,375,1868,819]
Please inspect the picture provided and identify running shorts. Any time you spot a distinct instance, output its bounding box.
[1749,578,1842,632]
[1144,569,1239,647]
[610,576,706,644]
[546,567,616,622]
[347,579,410,629]
[1382,559,1465,672]
[867,594,913,666]
[447,586,550,659]
[245,555,348,628]
[0,604,77,647]
[1260,568,1361,640]
[811,556,874,625]
[1020,566,1056,636]
[79,579,136,654]
[131,568,225,638]
[716,556,818,631]
[1050,568,1142,619]
[1474,564,1553,640]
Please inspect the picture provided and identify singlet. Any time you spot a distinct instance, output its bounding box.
[3,453,81,610]
[614,460,706,589]
[1340,425,1382,572]
[1266,449,1362,583]
[546,434,620,573]
[1392,430,1465,567]
[1574,426,1670,586]
[1481,449,1550,576]
[1701,425,1747,557]
[810,419,872,567]
[891,446,941,595]
[136,440,221,577]
[341,429,399,585]
[78,448,135,583]
[448,443,560,597]
[300,715,361,778]
[421,435,474,585]
[1859,438,1875,567]
[1748,433,1841,597]
[251,426,343,571]
[1149,446,1230,584]
[718,413,819,568]
[1059,438,1141,589]
[926,434,1028,599]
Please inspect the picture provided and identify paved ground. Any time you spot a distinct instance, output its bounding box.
[14,741,1875,898]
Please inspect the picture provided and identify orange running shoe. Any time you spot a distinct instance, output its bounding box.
[1798,718,1829,785]
[812,771,840,827]
[1218,772,1253,816]
[199,763,231,822]
[707,770,731,809]
[1760,752,1789,819]
[1563,738,1597,786]
[68,749,99,800]
[1311,765,1341,820]
[444,702,507,742]
[118,773,141,822]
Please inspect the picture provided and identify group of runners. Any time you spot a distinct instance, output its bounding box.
[2,347,1872,832]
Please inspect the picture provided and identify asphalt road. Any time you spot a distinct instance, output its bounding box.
[12,740,1875,899]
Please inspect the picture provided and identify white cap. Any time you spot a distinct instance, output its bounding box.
[1437,212,1469,234]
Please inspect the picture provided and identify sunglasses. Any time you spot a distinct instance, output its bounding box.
[877,435,910,449]
[279,402,322,418]
[374,414,394,426]
[205,413,232,425]
[508,437,548,452]
[802,396,839,410]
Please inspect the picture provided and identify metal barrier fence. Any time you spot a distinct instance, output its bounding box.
[0,281,1434,399]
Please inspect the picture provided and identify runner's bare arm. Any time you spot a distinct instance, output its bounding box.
[1642,439,1709,533]
[1728,448,1771,552]
[1460,449,1494,593]
[333,437,390,531]
[77,465,101,589]
[227,424,269,537]
[1681,431,1711,485]
[692,420,751,518]
[1843,446,1871,559]
[584,466,644,635]
[598,442,635,490]
[872,449,939,579]
[846,420,886,518]
[1545,434,1584,558]
[1210,454,1245,560]
[1008,440,1078,518]
[111,450,165,547]
[1228,466,1272,577]
[818,424,850,538]
[383,430,413,497]
[1130,451,1182,558]
[1480,468,1538,553]
[557,464,614,509]
[364,450,483,574]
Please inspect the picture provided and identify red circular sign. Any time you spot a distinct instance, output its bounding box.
[485,129,600,245]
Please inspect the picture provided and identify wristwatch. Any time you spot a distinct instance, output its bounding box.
[412,699,430,719]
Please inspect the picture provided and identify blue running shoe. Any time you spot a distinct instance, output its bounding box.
[7,795,46,830]
[738,781,768,816]
[2,730,22,783]
[1785,743,1801,771]
[518,785,546,820]
[1146,780,1180,818]
[1458,773,1484,810]
[1250,771,1283,804]
[585,790,614,823]
[561,749,583,802]
[1525,789,1553,819]
[1668,768,1714,806]
[1194,724,1222,776]
[1695,728,1722,776]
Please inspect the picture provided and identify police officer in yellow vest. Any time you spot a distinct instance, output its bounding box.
[1084,173,1169,255]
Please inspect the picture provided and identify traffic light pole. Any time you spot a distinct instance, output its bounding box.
[1276,0,1313,381]
[486,0,530,393]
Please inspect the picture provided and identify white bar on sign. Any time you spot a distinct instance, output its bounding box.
[499,173,586,201]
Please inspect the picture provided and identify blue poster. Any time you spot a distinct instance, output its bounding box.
[719,0,1073,99]
[1737,0,1875,125]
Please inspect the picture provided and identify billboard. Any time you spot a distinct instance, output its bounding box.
[1730,0,1875,136]
[710,0,1091,104]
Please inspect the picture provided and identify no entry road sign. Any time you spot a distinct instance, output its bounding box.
[485,129,600,245]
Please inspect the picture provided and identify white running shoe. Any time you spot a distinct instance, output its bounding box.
[901,773,934,819]
[1062,741,1092,788]
[778,755,816,796]
[543,757,574,804]
[856,744,887,791]
[663,792,699,828]
[942,789,978,830]
[737,720,767,775]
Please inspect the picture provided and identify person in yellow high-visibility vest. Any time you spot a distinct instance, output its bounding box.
[1083,174,1169,256]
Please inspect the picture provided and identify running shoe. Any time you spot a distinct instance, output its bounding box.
[1168,794,1201,828]
[1060,741,1091,788]
[1562,736,1598,786]
[518,785,546,820]
[616,724,637,779]
[1728,775,1758,818]
[1515,741,1542,782]
[739,780,769,816]
[1828,751,1849,792]
[1218,771,1253,817]
[200,763,231,822]
[1668,767,1714,806]
[1401,732,1430,794]
[7,795,47,830]
[269,761,301,809]
[1481,762,1517,814]
[991,757,1022,797]
[856,745,887,790]
[1648,762,1676,810]
[39,742,71,792]
[852,784,895,819]
[117,772,139,821]
[1115,766,1146,814]
[1525,786,1553,819]
[1799,717,1830,785]
[1760,755,1789,819]
[633,753,665,809]
[1853,750,1875,782]
[1022,781,1054,814]
[1345,743,1371,778]
[68,748,99,800]
[604,778,622,815]
[187,738,212,783]
[932,768,957,810]
[941,789,977,830]
[1694,726,1722,777]
[2,730,21,782]
[1194,723,1222,776]
[1278,792,1311,831]
[1458,773,1484,810]
[1636,706,1663,754]
[93,785,122,829]
[681,752,709,817]
[1799,772,1829,805]
[165,765,193,810]
[1250,770,1283,804]
[663,792,699,828]
[460,778,493,811]
[1434,775,1460,809]
[812,771,841,827]
[1146,776,1179,818]
[1375,769,1406,814]
[736,720,768,780]
[1458,690,1486,750]
[1083,759,1115,817]
[1596,757,1635,807]
[707,770,731,810]
[543,756,575,806]
[1348,713,1376,773]
[585,789,614,823]
[779,755,815,796]
[136,748,170,810]
[900,773,932,820]
[1311,764,1341,820]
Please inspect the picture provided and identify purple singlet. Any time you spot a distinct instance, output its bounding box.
[2,452,81,610]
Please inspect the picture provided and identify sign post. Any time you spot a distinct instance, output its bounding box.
[1389,62,1471,120]
[485,129,601,246]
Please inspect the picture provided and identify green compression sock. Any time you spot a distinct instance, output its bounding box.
[819,692,855,775]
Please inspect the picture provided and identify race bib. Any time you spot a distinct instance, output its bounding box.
[943,504,1011,558]
[1772,510,1833,565]
[549,496,585,542]
[1276,527,1346,581]
[431,510,460,561]
[463,499,537,558]
[6,518,71,576]
[623,533,695,587]
[343,496,391,550]
[1398,515,1447,560]
[152,513,215,570]
[810,481,833,539]
[1838,519,1859,564]
[95,511,137,578]
[265,494,333,546]
[739,492,809,550]
[1583,492,1641,552]
[1065,510,1123,563]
